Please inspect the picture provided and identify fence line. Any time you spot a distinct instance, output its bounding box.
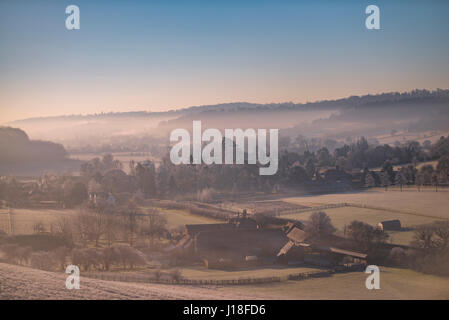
[83,267,359,286]
[344,203,448,220]
[275,201,448,221]
[80,266,362,286]
[274,203,347,216]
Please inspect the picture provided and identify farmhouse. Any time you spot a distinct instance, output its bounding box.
[316,166,352,183]
[178,211,287,268]
[175,211,367,269]
[378,219,401,231]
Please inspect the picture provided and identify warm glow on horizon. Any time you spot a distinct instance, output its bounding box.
[1,0,449,123]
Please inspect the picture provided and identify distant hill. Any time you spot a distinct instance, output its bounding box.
[5,89,449,153]
[0,127,67,164]
[0,127,81,175]
[9,89,449,124]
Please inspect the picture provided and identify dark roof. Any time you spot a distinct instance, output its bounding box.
[228,217,258,229]
[379,219,401,226]
[287,227,308,243]
[185,223,235,235]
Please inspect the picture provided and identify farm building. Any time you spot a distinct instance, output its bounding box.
[88,192,117,208]
[174,212,368,269]
[276,226,367,267]
[178,213,288,268]
[378,219,401,231]
[316,166,352,183]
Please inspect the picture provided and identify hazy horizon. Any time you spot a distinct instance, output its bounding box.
[3,87,447,124]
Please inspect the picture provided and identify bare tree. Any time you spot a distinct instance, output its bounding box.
[113,245,146,270]
[32,221,46,234]
[347,220,388,252]
[30,251,55,271]
[364,172,376,188]
[52,247,69,271]
[74,211,107,248]
[104,215,120,247]
[139,210,167,247]
[55,216,74,246]
[71,248,101,271]
[412,225,435,250]
[119,202,140,246]
[101,246,120,271]
[379,171,391,191]
[415,173,424,192]
[16,246,32,265]
[434,221,449,250]
[395,170,408,192]
[305,211,336,238]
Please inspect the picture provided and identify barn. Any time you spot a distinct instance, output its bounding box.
[378,219,401,231]
[174,213,368,269]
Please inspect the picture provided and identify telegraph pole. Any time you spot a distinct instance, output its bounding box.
[8,207,14,235]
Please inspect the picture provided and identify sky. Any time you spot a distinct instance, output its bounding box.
[1,0,449,122]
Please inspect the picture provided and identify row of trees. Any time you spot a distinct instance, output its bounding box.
[365,155,449,190]
[80,136,449,198]
[389,222,449,276]
[55,205,168,249]
[2,136,448,206]
[0,243,147,272]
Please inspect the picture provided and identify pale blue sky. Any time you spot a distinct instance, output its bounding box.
[1,0,448,121]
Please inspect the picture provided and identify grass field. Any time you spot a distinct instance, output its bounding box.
[0,208,78,235]
[375,129,449,146]
[279,189,449,245]
[282,189,449,219]
[0,206,221,235]
[283,206,438,229]
[223,266,449,299]
[152,208,222,229]
[2,262,448,299]
[281,206,442,245]
[173,265,323,281]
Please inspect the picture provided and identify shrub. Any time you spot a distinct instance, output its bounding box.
[101,246,120,271]
[388,247,407,266]
[0,244,21,263]
[305,211,336,237]
[52,246,69,271]
[408,250,449,276]
[169,268,182,283]
[71,248,101,271]
[153,269,162,281]
[113,245,146,270]
[15,246,32,265]
[30,251,55,271]
[347,220,388,252]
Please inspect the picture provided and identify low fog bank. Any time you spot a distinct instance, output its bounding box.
[5,89,449,162]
